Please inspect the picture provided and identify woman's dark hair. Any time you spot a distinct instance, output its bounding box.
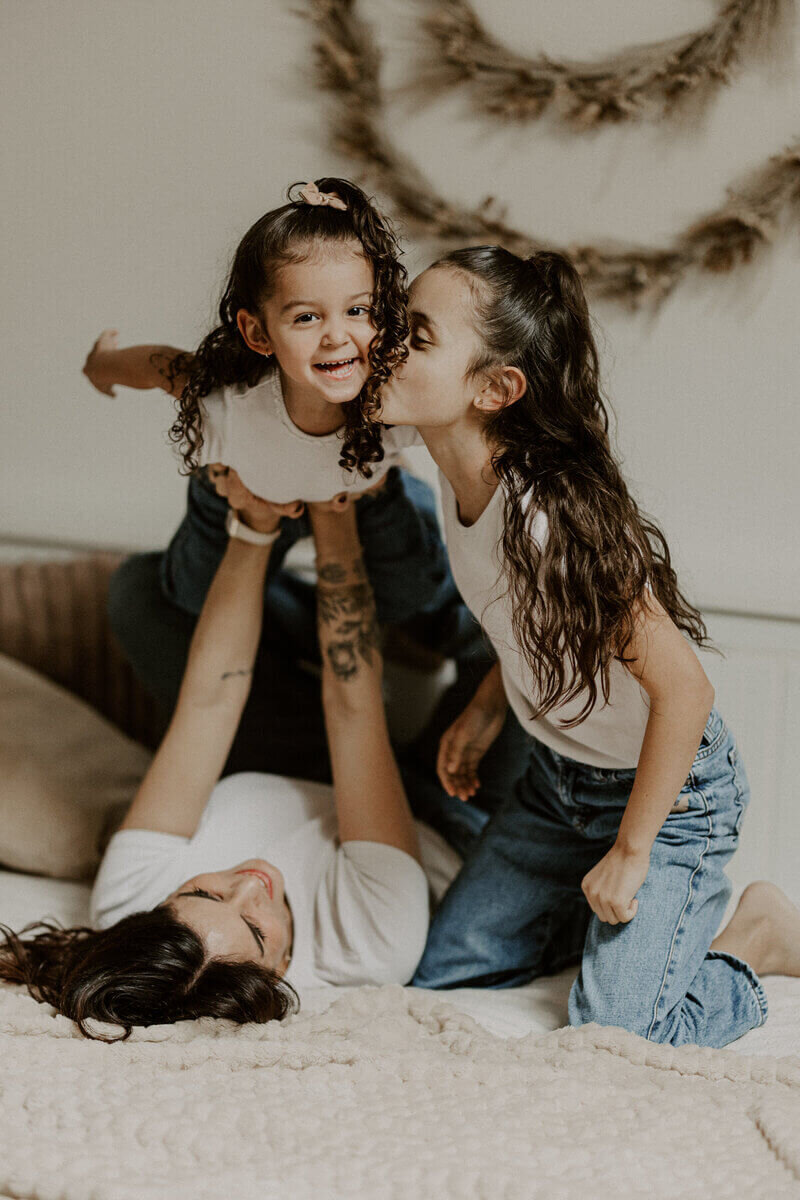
[0,908,298,1042]
[373,245,707,724]
[163,177,408,476]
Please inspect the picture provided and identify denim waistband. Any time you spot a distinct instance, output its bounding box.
[533,705,727,781]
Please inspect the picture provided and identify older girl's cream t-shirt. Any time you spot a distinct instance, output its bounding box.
[439,470,652,770]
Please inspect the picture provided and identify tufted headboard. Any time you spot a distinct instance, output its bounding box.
[0,555,163,750]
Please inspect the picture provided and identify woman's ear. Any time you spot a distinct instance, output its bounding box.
[473,366,527,414]
[236,309,273,357]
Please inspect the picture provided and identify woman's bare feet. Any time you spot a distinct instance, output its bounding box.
[711,881,800,977]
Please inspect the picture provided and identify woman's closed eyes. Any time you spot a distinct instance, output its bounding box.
[178,887,266,954]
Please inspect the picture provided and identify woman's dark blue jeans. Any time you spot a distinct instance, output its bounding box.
[160,467,461,628]
[107,467,486,780]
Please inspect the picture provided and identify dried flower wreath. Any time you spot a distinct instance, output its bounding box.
[415,0,793,127]
[308,0,800,306]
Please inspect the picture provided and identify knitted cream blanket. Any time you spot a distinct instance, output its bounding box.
[1,985,799,1200]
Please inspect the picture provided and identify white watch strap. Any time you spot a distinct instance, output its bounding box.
[225,508,281,546]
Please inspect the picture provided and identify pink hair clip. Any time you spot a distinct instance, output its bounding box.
[297,181,347,211]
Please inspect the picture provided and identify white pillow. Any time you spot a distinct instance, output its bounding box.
[0,653,151,879]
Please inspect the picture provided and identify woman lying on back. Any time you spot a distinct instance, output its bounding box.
[0,472,458,1039]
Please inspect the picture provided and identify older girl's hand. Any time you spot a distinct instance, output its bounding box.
[437,697,505,801]
[206,465,304,534]
[581,844,650,925]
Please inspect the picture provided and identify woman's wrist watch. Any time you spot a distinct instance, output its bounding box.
[225,508,281,546]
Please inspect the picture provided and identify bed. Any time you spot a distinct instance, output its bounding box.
[2,867,800,1200]
[1,554,799,1199]
[1,866,798,1058]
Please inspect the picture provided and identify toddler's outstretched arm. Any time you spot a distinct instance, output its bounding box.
[82,329,189,397]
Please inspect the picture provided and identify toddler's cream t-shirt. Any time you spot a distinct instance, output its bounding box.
[198,372,420,503]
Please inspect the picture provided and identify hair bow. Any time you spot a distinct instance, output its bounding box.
[297,181,347,211]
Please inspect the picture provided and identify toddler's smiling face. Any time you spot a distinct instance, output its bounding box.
[239,242,376,406]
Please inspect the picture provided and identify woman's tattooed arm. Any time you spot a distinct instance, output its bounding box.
[317,555,379,681]
[308,503,420,860]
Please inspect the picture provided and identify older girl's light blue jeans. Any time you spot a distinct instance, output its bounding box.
[411,708,768,1048]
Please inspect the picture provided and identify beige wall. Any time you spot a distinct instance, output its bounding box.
[2,0,798,616]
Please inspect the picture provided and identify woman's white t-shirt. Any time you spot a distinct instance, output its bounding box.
[439,471,651,770]
[90,772,461,991]
[197,372,420,503]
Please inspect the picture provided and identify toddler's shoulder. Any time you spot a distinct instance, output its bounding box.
[380,425,423,455]
[223,369,281,407]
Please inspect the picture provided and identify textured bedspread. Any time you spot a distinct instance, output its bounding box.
[1,985,800,1200]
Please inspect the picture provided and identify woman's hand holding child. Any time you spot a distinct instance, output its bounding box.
[208,466,384,529]
[206,465,304,533]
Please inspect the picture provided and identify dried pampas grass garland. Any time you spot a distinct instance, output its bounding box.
[308,0,800,306]
[416,0,793,127]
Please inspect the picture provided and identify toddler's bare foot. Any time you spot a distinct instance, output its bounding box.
[711,881,800,977]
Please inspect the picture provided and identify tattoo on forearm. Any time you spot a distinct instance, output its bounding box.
[317,557,378,681]
[220,668,253,681]
[326,641,358,680]
[325,615,380,679]
[318,562,347,584]
[318,556,367,586]
[316,582,373,623]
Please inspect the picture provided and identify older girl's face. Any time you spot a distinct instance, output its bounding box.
[378,266,482,428]
[167,858,293,974]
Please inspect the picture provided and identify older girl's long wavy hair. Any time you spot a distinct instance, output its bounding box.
[0,909,297,1042]
[163,177,408,474]
[449,246,709,723]
[350,245,708,725]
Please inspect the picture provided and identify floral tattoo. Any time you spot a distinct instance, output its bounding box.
[317,555,378,680]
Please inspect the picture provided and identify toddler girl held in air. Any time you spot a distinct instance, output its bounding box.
[84,179,472,776]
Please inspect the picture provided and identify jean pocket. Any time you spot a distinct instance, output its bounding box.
[694,707,727,761]
[688,733,749,838]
